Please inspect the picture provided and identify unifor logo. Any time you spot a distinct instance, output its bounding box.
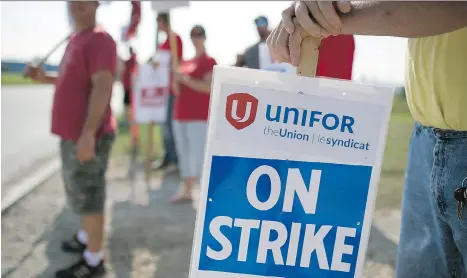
[225,93,259,130]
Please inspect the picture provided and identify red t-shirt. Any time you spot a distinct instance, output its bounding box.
[158,33,183,95]
[174,54,216,121]
[122,54,137,91]
[317,35,355,80]
[52,26,117,141]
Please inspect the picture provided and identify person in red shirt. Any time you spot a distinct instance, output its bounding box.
[23,1,116,277]
[121,46,137,124]
[317,34,355,80]
[171,25,216,204]
[152,12,184,171]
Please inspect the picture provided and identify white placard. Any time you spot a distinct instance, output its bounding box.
[189,66,394,278]
[133,59,170,124]
[151,1,189,12]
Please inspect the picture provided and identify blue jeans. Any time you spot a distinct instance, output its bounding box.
[162,94,178,164]
[396,123,467,278]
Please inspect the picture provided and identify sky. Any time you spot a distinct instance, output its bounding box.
[1,1,407,85]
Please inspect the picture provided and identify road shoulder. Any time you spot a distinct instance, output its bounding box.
[1,157,401,278]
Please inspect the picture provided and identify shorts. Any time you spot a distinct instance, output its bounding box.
[60,133,115,214]
[124,89,131,106]
[172,120,207,178]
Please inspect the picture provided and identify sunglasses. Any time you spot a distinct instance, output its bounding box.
[191,32,204,38]
[255,18,268,27]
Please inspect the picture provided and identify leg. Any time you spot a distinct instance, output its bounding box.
[120,89,131,128]
[189,121,208,184]
[60,141,87,253]
[164,94,178,165]
[438,130,467,277]
[56,134,114,278]
[396,124,461,278]
[171,120,193,203]
[155,94,177,169]
[172,121,208,204]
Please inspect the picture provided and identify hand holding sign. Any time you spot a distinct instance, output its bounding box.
[268,1,351,66]
[283,1,351,36]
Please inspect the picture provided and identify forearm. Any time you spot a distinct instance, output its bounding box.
[183,77,211,94]
[81,87,112,136]
[341,1,467,38]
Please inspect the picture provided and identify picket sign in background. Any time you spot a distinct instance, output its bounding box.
[151,0,190,12]
[133,50,171,124]
[258,43,296,74]
[189,66,394,278]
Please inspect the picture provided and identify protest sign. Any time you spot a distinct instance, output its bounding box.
[189,66,394,278]
[151,0,189,12]
[133,52,170,124]
[258,42,296,74]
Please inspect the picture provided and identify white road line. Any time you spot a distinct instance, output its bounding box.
[1,158,61,213]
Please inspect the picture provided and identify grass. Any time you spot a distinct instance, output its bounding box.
[1,73,38,85]
[112,95,413,211]
[112,121,164,161]
[376,95,413,210]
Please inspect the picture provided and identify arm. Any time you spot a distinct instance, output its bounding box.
[341,1,467,38]
[81,71,114,136]
[80,34,117,137]
[181,72,213,94]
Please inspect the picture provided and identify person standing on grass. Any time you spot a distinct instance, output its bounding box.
[171,25,216,204]
[152,12,183,172]
[121,46,137,127]
[24,1,116,277]
[268,1,467,277]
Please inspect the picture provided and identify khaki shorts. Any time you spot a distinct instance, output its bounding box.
[60,133,114,214]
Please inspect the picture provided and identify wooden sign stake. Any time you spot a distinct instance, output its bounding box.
[297,36,322,78]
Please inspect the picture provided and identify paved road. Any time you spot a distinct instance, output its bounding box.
[1,84,124,197]
[1,159,398,277]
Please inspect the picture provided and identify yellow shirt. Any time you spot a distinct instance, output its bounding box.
[405,27,467,131]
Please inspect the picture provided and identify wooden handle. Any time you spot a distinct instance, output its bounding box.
[167,11,179,70]
[168,30,180,69]
[296,36,322,78]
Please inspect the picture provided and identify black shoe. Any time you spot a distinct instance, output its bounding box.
[62,235,86,254]
[56,258,105,278]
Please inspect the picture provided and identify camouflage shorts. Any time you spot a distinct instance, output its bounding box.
[60,133,115,214]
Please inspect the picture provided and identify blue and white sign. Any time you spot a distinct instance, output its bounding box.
[189,66,394,278]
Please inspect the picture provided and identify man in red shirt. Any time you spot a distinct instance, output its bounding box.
[153,12,183,171]
[121,46,137,125]
[24,1,116,277]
